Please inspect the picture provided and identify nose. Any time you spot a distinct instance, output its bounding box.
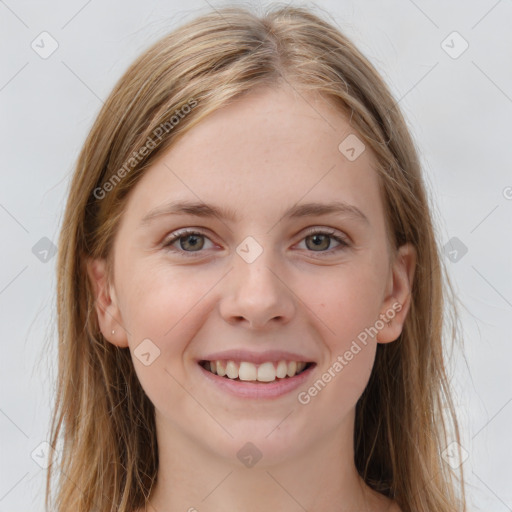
[219,245,296,330]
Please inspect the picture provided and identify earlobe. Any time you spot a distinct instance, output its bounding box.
[86,257,128,348]
[376,243,416,344]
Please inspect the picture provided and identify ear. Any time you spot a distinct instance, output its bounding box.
[376,242,416,344]
[86,257,128,348]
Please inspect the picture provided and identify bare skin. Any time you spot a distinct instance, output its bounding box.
[89,82,413,512]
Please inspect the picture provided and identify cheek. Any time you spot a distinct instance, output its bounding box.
[293,263,384,409]
[301,262,386,345]
[115,264,216,411]
[117,260,216,341]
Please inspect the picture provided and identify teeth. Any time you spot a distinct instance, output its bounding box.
[215,360,226,377]
[257,362,276,382]
[287,361,297,377]
[276,360,288,378]
[203,359,309,382]
[239,362,257,381]
[226,361,238,379]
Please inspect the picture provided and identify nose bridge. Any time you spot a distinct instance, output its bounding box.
[220,234,294,328]
[234,234,281,300]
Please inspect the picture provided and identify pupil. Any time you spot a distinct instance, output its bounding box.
[309,234,329,250]
[183,235,203,250]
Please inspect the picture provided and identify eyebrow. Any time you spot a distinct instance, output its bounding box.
[140,199,370,225]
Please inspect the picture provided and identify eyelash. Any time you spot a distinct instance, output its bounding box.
[161,227,350,258]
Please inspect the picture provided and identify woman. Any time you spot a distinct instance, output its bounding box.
[46,5,466,511]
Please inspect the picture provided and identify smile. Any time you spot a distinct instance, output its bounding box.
[199,359,313,383]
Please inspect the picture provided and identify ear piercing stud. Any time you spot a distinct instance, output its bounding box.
[111,329,115,335]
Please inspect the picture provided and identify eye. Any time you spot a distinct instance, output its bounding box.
[162,229,216,256]
[162,227,349,258]
[296,228,350,256]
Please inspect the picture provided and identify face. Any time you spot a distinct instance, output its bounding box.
[88,83,415,467]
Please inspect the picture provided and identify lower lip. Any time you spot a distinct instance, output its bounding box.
[197,363,316,399]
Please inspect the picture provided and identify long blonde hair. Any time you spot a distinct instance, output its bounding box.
[46,4,466,511]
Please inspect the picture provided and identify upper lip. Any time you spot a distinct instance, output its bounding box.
[198,349,316,365]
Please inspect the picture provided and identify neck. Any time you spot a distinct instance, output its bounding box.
[147,408,378,512]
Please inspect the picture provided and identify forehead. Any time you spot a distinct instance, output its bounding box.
[122,84,385,227]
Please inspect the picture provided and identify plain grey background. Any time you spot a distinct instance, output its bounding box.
[1,0,511,510]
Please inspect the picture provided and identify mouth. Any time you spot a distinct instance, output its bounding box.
[199,359,315,383]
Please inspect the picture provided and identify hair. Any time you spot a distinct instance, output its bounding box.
[46,4,466,512]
